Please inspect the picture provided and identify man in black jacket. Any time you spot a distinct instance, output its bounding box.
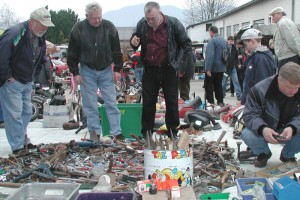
[130,1,192,138]
[222,36,242,100]
[68,2,123,141]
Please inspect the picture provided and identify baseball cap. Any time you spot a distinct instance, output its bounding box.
[240,28,262,40]
[269,7,285,16]
[30,7,55,27]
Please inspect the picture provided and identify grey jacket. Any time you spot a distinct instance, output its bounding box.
[205,34,227,73]
[274,16,300,60]
[243,75,300,134]
[130,14,192,74]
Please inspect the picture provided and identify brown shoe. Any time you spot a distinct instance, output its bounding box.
[280,151,296,163]
[254,152,272,168]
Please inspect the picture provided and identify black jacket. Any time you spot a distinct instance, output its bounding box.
[0,21,46,86]
[67,19,122,75]
[130,14,192,73]
[226,45,238,74]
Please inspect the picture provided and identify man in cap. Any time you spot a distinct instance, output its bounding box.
[239,28,276,105]
[0,7,54,154]
[269,7,300,69]
[240,62,300,168]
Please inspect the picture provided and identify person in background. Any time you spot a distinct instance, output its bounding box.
[222,36,242,100]
[0,7,54,154]
[269,7,300,69]
[179,52,195,101]
[240,28,276,105]
[121,48,130,63]
[67,2,124,141]
[235,39,246,92]
[130,1,192,138]
[204,25,227,106]
[240,62,300,167]
[131,51,144,82]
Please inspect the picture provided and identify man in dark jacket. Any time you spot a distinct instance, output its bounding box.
[222,36,242,100]
[68,2,123,141]
[240,28,276,104]
[130,1,192,138]
[0,7,54,154]
[241,62,300,167]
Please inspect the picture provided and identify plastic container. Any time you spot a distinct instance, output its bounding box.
[273,176,300,200]
[200,192,230,200]
[144,148,193,186]
[98,103,142,138]
[76,192,134,200]
[236,177,275,200]
[6,183,80,200]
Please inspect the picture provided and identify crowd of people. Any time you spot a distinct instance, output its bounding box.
[0,2,300,170]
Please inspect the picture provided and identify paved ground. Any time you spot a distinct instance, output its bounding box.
[0,79,297,197]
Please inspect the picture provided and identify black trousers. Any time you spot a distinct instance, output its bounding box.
[141,64,179,135]
[178,76,191,101]
[278,55,300,71]
[204,72,224,104]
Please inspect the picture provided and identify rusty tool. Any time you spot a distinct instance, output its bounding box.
[216,131,226,145]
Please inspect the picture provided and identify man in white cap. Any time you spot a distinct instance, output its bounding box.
[239,28,276,105]
[269,7,300,69]
[0,7,54,155]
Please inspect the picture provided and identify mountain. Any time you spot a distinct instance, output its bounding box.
[103,4,186,27]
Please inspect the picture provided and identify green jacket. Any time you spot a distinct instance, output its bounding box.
[67,19,122,75]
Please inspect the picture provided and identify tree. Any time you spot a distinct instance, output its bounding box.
[46,9,79,44]
[0,4,21,29]
[184,0,236,25]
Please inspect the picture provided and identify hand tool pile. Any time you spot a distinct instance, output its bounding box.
[0,130,246,197]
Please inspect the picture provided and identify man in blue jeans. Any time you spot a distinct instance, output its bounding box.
[0,7,54,154]
[67,2,123,141]
[222,36,242,100]
[241,62,300,167]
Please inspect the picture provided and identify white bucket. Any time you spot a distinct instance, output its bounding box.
[144,148,193,186]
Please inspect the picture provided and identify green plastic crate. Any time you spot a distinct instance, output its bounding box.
[200,193,230,200]
[98,103,142,138]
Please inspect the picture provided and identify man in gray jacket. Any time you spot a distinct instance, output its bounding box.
[269,7,300,69]
[241,62,300,168]
[204,26,227,106]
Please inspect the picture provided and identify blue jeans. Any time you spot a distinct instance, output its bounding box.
[80,64,121,136]
[0,79,32,151]
[222,67,242,98]
[241,127,300,158]
[134,67,144,82]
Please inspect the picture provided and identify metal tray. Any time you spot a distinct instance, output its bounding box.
[6,183,80,200]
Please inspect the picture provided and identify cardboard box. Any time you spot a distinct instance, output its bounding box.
[256,162,300,178]
[125,94,138,103]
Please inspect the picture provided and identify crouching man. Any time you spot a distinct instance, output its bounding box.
[241,62,300,167]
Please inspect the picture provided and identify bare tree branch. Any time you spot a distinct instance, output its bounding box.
[0,4,21,30]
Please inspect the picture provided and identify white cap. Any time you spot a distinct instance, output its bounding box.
[241,28,262,40]
[30,7,55,27]
[269,7,285,16]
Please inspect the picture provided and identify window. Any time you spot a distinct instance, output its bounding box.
[206,23,212,31]
[233,24,239,33]
[226,26,232,37]
[241,22,250,28]
[220,27,224,37]
[253,19,264,26]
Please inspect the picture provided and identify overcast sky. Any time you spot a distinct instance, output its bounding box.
[0,0,251,20]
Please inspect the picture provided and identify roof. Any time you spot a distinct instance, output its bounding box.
[186,0,260,29]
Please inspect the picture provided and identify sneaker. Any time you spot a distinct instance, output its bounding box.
[254,152,272,168]
[280,151,296,163]
[113,134,125,142]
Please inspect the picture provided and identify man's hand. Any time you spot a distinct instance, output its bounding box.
[73,75,83,87]
[131,36,140,47]
[206,71,211,77]
[280,127,293,141]
[113,72,121,83]
[262,127,279,144]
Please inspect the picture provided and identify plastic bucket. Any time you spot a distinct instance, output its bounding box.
[144,148,193,186]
